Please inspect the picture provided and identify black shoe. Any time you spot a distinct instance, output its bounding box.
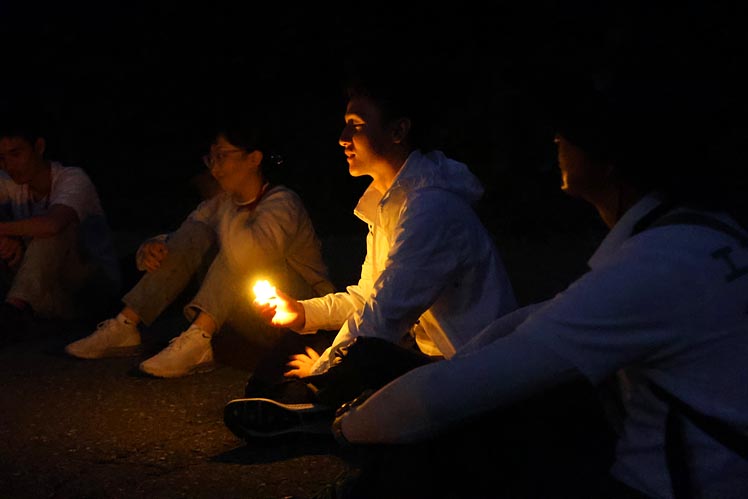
[223,397,334,440]
[0,302,33,347]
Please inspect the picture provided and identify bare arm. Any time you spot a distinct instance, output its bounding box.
[0,235,24,266]
[0,204,78,238]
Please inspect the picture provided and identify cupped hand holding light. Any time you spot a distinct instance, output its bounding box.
[252,280,305,330]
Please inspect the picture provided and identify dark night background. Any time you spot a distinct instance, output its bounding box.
[1,5,748,498]
[1,1,746,263]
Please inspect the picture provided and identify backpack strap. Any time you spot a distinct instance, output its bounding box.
[634,205,748,283]
[632,203,748,497]
[638,205,748,455]
[650,381,748,499]
[632,201,748,246]
[648,212,748,247]
[649,382,748,460]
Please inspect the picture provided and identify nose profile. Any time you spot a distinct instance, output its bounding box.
[339,126,352,147]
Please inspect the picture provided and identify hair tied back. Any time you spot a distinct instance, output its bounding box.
[268,153,284,168]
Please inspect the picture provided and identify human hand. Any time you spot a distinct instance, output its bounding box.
[252,285,305,330]
[284,346,320,378]
[0,236,24,267]
[137,239,169,272]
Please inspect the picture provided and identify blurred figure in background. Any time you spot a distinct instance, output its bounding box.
[0,110,121,345]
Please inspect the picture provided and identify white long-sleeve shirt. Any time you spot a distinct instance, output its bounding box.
[297,149,517,374]
[340,193,748,499]
[140,184,335,300]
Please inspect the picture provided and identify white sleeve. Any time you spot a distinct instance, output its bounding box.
[185,195,222,226]
[299,228,375,334]
[456,301,549,356]
[308,191,472,374]
[339,327,580,444]
[220,189,312,276]
[48,168,101,222]
[349,191,471,342]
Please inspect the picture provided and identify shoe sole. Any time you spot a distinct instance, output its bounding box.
[65,344,142,360]
[138,360,217,378]
[223,397,333,440]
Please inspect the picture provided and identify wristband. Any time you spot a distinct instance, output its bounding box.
[331,389,375,448]
[331,413,351,448]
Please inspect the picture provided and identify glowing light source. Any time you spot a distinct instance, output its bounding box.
[250,279,297,325]
[253,279,277,304]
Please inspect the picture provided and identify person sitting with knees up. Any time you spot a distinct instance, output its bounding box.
[0,109,120,345]
[65,106,335,378]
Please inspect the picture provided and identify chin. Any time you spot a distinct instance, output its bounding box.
[348,164,366,177]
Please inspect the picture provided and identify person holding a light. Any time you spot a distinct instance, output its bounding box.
[65,107,335,378]
[224,60,517,437]
[323,71,748,498]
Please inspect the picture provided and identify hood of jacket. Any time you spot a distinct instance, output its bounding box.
[355,149,484,224]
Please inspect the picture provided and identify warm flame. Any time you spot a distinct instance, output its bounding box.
[253,280,277,304]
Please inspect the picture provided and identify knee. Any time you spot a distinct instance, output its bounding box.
[25,224,78,254]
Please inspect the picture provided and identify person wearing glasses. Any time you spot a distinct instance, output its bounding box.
[65,109,335,378]
[0,110,121,344]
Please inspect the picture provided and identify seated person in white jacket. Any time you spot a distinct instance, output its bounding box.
[223,62,518,437]
[330,75,748,499]
[65,109,335,378]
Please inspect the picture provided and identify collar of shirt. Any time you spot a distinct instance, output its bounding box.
[588,191,666,269]
[353,182,382,225]
[234,182,270,212]
[353,151,420,225]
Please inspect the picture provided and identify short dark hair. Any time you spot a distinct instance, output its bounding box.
[211,104,285,184]
[341,57,443,153]
[546,70,747,225]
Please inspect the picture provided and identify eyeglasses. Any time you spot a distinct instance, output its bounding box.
[202,148,245,168]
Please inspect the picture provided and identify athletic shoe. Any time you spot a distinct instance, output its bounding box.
[64,315,141,359]
[139,324,215,378]
[223,397,334,440]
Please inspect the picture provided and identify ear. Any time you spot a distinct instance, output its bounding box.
[34,137,46,157]
[391,117,411,144]
[247,149,263,167]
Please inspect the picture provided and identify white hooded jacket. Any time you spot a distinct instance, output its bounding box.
[298,149,517,374]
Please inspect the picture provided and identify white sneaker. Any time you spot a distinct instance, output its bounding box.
[65,315,142,359]
[139,325,215,378]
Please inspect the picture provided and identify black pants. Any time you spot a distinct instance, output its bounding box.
[328,379,618,499]
[243,335,435,407]
[246,336,622,498]
[242,328,337,401]
[324,360,620,499]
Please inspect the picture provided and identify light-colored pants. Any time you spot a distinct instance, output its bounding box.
[122,220,297,344]
[0,224,120,319]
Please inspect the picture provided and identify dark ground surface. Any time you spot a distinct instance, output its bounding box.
[0,225,611,499]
